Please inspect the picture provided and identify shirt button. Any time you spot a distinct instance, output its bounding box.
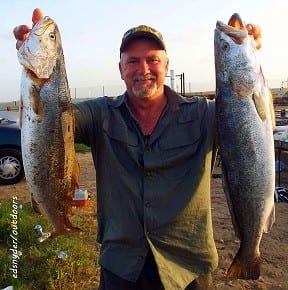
[145,146,151,152]
[145,201,150,207]
[145,171,153,177]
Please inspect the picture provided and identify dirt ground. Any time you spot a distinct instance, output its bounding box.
[0,152,287,289]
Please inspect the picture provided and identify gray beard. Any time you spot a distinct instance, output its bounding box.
[132,84,157,99]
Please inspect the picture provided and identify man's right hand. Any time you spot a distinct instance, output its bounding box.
[13,8,44,50]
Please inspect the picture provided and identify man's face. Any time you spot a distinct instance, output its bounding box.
[119,38,169,100]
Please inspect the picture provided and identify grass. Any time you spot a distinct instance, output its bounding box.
[0,198,100,289]
[74,143,91,154]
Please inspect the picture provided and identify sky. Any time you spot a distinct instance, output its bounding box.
[1,0,287,102]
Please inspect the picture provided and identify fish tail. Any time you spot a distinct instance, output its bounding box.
[263,203,275,233]
[226,253,261,280]
[66,154,80,216]
[50,228,81,239]
[72,154,80,189]
[30,193,43,214]
[50,218,82,239]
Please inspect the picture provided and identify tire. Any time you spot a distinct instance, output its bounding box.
[0,148,25,185]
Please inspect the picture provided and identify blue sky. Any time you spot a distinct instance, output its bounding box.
[1,0,287,102]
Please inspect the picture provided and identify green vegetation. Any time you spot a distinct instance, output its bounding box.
[74,143,91,153]
[0,199,99,289]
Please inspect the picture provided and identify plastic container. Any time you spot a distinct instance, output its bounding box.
[72,189,90,206]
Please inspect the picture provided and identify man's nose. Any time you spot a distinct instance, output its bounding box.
[138,60,150,73]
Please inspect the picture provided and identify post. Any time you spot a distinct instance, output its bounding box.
[182,73,185,96]
[170,69,175,90]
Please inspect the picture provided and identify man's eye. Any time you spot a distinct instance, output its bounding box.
[127,59,138,64]
[149,58,159,64]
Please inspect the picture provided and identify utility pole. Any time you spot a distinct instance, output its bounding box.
[176,73,185,95]
[182,73,185,96]
[166,71,185,95]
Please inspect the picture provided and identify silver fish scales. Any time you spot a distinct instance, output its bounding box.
[17,16,80,238]
[214,13,275,280]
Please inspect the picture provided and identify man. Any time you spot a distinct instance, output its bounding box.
[14,9,261,290]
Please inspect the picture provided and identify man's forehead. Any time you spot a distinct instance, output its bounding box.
[123,49,166,60]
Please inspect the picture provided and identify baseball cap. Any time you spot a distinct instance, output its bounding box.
[120,25,166,54]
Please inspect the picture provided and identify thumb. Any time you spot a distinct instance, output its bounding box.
[32,8,44,26]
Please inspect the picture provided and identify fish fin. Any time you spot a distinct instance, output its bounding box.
[19,97,23,128]
[72,155,80,189]
[29,85,44,115]
[252,91,267,121]
[30,193,44,214]
[221,164,241,239]
[259,66,275,128]
[65,156,80,217]
[50,221,82,239]
[227,251,261,280]
[49,228,82,239]
[263,203,275,233]
[71,113,80,189]
[268,89,276,129]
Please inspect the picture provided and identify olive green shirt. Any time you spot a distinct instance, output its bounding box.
[74,86,218,289]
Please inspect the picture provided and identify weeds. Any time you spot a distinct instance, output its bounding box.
[0,199,99,289]
[74,143,91,154]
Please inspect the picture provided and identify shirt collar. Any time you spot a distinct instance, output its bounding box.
[106,85,196,109]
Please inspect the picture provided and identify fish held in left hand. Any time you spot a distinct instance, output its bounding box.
[214,13,275,280]
[17,15,80,238]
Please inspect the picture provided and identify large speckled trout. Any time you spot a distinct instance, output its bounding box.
[17,15,80,237]
[214,13,275,280]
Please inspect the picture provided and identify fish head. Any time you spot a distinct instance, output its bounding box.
[214,13,260,97]
[17,16,61,79]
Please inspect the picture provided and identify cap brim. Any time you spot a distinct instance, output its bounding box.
[120,31,165,53]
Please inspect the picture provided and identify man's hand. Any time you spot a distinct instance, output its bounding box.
[13,8,44,50]
[246,23,262,49]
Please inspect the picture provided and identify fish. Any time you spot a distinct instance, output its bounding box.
[17,15,80,238]
[214,13,275,280]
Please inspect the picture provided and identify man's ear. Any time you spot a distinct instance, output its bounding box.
[165,57,169,74]
[119,61,124,80]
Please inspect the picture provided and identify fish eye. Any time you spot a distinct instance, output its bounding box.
[49,32,56,40]
[220,40,230,52]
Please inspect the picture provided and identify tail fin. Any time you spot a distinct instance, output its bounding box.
[226,251,261,280]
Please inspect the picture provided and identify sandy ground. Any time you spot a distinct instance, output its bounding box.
[0,152,287,289]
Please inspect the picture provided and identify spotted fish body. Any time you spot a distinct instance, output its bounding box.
[17,16,80,237]
[214,14,275,280]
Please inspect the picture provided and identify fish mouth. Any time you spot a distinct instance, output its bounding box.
[17,17,57,80]
[216,13,248,44]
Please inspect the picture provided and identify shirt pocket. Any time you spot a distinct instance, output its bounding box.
[159,116,201,152]
[102,118,138,147]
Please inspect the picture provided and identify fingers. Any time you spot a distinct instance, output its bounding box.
[246,24,262,49]
[13,25,31,40]
[246,24,261,39]
[13,25,31,50]
[14,8,44,50]
[32,8,44,26]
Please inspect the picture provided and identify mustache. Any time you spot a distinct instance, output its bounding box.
[133,74,156,81]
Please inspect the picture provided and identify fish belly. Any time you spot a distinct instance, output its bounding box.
[217,90,275,280]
